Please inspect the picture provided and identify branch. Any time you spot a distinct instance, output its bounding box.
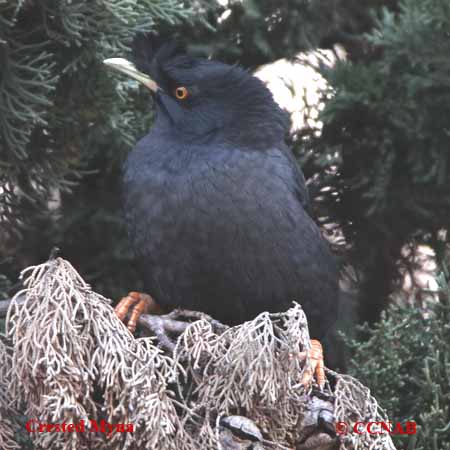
[138,309,228,352]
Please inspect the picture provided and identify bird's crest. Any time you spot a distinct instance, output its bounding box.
[132,33,191,78]
[129,33,289,148]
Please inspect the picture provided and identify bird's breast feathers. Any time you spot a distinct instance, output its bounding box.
[122,138,338,330]
[124,142,302,242]
[123,139,328,279]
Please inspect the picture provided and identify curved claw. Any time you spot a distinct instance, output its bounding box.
[301,339,326,389]
[114,291,162,333]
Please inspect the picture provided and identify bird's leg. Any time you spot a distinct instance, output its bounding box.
[300,340,326,389]
[114,291,163,333]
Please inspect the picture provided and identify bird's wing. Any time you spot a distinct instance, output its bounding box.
[281,144,312,213]
[184,144,339,334]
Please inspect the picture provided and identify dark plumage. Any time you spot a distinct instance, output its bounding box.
[122,35,339,339]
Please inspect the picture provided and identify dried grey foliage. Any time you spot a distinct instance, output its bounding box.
[0,409,20,450]
[334,373,397,450]
[0,258,397,450]
[5,259,191,450]
[0,336,21,450]
[173,307,312,446]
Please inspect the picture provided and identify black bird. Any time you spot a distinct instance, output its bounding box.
[104,35,339,384]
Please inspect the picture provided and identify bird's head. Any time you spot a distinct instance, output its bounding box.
[104,34,288,148]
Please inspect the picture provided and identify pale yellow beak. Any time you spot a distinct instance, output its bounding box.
[103,57,159,92]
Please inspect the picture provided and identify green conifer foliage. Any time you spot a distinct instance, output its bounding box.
[0,0,201,298]
[178,0,398,67]
[347,263,450,450]
[309,0,450,323]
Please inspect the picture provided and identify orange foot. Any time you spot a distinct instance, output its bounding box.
[301,339,326,389]
[114,291,163,333]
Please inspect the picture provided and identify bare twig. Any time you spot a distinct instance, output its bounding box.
[139,309,228,353]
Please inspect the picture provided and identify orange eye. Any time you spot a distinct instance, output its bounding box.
[174,86,189,100]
